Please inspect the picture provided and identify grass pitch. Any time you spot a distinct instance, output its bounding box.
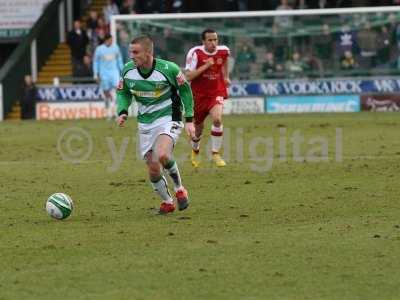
[1,113,400,300]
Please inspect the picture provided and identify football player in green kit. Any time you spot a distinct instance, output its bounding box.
[117,35,195,214]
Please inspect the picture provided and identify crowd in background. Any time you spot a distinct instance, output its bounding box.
[90,0,400,14]
[234,15,400,80]
[66,0,400,81]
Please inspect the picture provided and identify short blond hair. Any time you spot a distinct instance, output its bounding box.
[131,35,154,53]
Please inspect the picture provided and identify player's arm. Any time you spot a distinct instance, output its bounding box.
[178,81,194,121]
[184,50,213,81]
[116,76,132,127]
[175,71,194,120]
[170,62,195,137]
[223,57,231,86]
[178,79,195,138]
[185,59,213,81]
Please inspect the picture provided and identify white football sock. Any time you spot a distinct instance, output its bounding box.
[211,124,223,153]
[150,176,173,203]
[164,160,183,192]
[191,136,201,152]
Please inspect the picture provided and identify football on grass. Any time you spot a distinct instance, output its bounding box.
[46,193,74,220]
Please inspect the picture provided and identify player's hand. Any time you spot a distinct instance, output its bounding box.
[117,114,127,127]
[205,58,214,67]
[185,122,195,139]
[224,77,231,86]
[94,76,100,84]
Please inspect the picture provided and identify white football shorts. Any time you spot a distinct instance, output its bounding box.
[139,121,184,159]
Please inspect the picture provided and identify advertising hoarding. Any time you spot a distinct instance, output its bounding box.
[266,95,360,113]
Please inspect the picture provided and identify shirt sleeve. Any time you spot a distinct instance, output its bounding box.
[170,63,194,120]
[116,75,132,115]
[185,49,198,71]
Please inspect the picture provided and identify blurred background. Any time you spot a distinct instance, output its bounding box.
[1,0,400,120]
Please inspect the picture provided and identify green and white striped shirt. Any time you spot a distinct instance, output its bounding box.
[117,58,194,130]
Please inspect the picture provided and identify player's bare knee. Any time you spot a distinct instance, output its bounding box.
[147,162,161,179]
[158,152,171,166]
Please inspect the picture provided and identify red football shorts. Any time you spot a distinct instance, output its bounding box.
[194,95,225,125]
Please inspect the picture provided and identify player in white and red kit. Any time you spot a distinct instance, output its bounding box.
[185,29,230,167]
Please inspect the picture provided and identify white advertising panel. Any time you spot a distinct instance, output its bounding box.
[223,97,265,115]
[36,102,107,120]
[36,101,138,120]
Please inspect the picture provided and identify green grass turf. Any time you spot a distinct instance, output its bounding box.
[1,113,400,300]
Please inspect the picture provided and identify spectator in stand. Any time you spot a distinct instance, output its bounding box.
[103,0,119,25]
[235,44,256,80]
[302,48,323,77]
[86,10,99,54]
[357,22,378,68]
[297,0,308,9]
[267,0,280,9]
[340,50,358,70]
[135,0,165,13]
[318,0,327,8]
[96,28,107,46]
[86,10,99,40]
[67,20,89,76]
[393,18,400,52]
[154,44,168,59]
[336,24,358,58]
[377,25,392,66]
[86,10,99,32]
[274,0,293,31]
[237,0,248,10]
[21,75,38,120]
[118,28,131,63]
[386,13,398,48]
[75,55,93,78]
[312,24,334,69]
[88,17,109,51]
[262,51,283,78]
[119,0,135,14]
[270,24,288,63]
[285,50,306,78]
[164,27,184,56]
[96,17,110,35]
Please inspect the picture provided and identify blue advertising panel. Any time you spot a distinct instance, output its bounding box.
[37,84,102,102]
[229,78,400,97]
[266,95,360,113]
[39,78,400,102]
